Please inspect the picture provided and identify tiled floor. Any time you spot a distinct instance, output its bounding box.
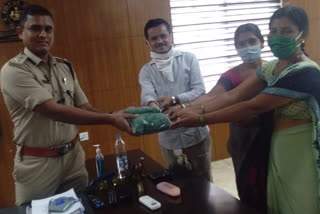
[211,158,238,199]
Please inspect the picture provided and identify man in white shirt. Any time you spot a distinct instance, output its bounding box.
[139,18,213,182]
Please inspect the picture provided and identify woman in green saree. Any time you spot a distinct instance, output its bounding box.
[169,5,320,214]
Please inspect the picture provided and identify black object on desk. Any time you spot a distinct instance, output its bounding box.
[0,206,26,214]
[147,169,172,184]
[84,149,261,214]
[0,149,261,214]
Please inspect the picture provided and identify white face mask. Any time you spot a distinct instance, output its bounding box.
[237,44,261,63]
[150,46,175,82]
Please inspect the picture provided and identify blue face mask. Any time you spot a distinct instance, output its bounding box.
[237,44,261,63]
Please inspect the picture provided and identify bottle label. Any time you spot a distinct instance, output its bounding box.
[116,155,128,178]
[96,158,104,177]
[173,149,183,156]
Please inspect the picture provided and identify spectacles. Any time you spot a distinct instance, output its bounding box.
[26,25,53,34]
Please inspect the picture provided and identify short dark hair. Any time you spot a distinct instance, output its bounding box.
[19,4,53,27]
[234,23,264,47]
[144,18,171,40]
[269,5,309,37]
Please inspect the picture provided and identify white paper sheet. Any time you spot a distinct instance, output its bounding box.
[31,188,85,214]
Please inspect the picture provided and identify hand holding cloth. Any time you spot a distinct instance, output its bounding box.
[124,107,171,134]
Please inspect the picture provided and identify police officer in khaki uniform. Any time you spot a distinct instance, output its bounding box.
[0,4,136,205]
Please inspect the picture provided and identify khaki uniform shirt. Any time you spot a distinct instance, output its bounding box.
[0,48,88,148]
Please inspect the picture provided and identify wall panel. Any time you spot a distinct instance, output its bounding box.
[282,0,320,65]
[61,0,131,41]
[130,36,150,79]
[85,39,138,92]
[305,19,320,65]
[127,0,171,37]
[0,44,23,208]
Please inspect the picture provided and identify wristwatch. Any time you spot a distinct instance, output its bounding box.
[172,96,177,105]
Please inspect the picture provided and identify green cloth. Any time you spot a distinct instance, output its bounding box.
[124,107,171,135]
[267,124,320,214]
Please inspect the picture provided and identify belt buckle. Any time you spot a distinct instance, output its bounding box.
[58,143,71,155]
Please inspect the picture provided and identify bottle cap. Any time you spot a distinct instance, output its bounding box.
[116,134,121,138]
[177,155,184,165]
[93,144,101,153]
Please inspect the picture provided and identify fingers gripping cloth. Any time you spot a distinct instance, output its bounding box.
[124,107,171,134]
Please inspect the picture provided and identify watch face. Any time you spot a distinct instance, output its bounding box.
[172,96,176,104]
[1,0,29,30]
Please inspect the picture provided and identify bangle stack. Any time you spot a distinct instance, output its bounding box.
[200,105,206,114]
[153,101,160,107]
[199,113,206,127]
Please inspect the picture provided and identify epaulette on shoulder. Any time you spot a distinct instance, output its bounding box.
[55,57,75,80]
[8,54,28,65]
[55,57,70,63]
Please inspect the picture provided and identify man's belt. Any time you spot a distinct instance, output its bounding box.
[20,134,79,157]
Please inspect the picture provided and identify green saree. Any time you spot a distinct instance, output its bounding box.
[257,60,320,214]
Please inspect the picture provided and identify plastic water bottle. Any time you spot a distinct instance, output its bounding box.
[115,134,129,180]
[93,144,104,178]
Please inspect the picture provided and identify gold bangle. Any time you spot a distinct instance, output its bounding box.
[200,105,206,114]
[153,101,160,107]
[199,113,206,127]
[180,104,186,109]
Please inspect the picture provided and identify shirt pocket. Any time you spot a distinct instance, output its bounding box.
[35,71,54,96]
[63,84,75,106]
[57,76,75,106]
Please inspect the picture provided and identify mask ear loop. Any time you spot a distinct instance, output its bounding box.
[296,31,304,47]
[146,40,151,48]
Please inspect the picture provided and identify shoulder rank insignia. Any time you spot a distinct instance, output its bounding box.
[9,54,27,65]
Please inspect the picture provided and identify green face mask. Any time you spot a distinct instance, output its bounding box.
[268,32,302,59]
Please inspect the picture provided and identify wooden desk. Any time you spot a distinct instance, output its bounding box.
[0,206,26,214]
[0,149,260,214]
[84,149,260,214]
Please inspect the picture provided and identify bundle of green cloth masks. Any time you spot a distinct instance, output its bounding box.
[124,107,171,135]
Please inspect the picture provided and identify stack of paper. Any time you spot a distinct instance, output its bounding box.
[30,188,85,214]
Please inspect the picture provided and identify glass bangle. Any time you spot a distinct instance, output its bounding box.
[199,113,206,127]
[200,105,206,114]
